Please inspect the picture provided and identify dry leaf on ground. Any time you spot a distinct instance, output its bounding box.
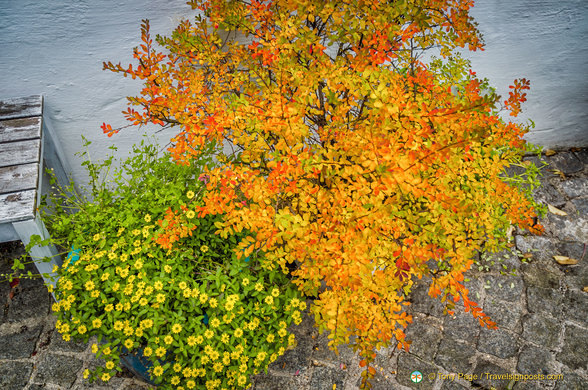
[548,204,567,216]
[553,255,579,265]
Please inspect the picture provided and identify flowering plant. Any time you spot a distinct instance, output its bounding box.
[43,139,304,389]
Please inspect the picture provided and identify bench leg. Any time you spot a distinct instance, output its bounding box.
[13,215,62,299]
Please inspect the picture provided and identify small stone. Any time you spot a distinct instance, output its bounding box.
[405,318,443,358]
[0,361,33,390]
[564,289,588,324]
[435,338,476,373]
[0,325,43,359]
[48,327,89,353]
[557,323,588,370]
[6,286,51,322]
[396,352,437,390]
[483,274,524,302]
[408,279,445,317]
[477,328,519,359]
[517,345,553,375]
[546,152,584,175]
[541,213,588,243]
[521,313,560,349]
[526,287,564,317]
[553,370,587,390]
[572,198,588,215]
[483,298,521,331]
[310,366,345,390]
[472,360,511,390]
[442,307,480,341]
[515,235,557,263]
[33,352,83,388]
[560,178,588,198]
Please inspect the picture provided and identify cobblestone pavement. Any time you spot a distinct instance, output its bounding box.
[1,149,586,390]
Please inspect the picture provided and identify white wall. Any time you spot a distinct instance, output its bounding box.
[1,1,587,185]
[0,0,196,186]
[466,0,588,148]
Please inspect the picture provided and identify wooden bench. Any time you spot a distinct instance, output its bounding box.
[0,95,72,290]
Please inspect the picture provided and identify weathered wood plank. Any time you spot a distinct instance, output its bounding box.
[0,163,38,194]
[0,95,43,120]
[0,189,36,223]
[0,116,42,143]
[0,139,40,168]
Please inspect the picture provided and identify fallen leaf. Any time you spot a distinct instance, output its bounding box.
[553,255,578,265]
[545,149,556,156]
[523,252,533,259]
[9,278,20,289]
[583,287,588,293]
[548,204,567,216]
[294,369,300,376]
[551,169,566,179]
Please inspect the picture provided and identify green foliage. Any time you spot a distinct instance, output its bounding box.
[42,138,304,389]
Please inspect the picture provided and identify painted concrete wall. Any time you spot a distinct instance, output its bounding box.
[1,1,587,185]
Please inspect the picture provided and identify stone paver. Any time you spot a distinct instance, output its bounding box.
[0,148,586,390]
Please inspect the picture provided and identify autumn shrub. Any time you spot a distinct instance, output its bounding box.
[102,0,543,385]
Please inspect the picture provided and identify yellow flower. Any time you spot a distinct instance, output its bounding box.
[85,281,95,291]
[153,365,164,377]
[278,328,287,337]
[103,347,111,355]
[299,301,307,310]
[186,210,195,219]
[105,304,114,312]
[272,288,280,297]
[140,319,154,329]
[178,281,187,290]
[164,335,174,345]
[254,282,263,292]
[187,379,196,389]
[139,297,148,306]
[154,280,163,290]
[108,252,116,260]
[224,301,235,311]
[171,376,181,385]
[237,375,247,386]
[62,334,71,341]
[199,293,208,304]
[242,278,250,286]
[132,229,141,236]
[195,335,204,344]
[83,369,90,379]
[164,265,172,273]
[209,298,218,308]
[120,254,128,262]
[210,318,220,328]
[187,190,195,199]
[115,303,123,311]
[93,233,101,241]
[234,328,243,338]
[264,296,274,305]
[204,329,214,339]
[172,323,182,333]
[183,367,193,378]
[101,373,111,382]
[124,339,134,349]
[144,214,151,222]
[266,333,275,342]
[92,318,102,329]
[91,344,99,353]
[143,346,153,357]
[114,321,124,331]
[90,290,100,298]
[187,336,197,346]
[200,245,209,253]
[101,273,111,281]
[221,333,230,343]
[78,325,87,335]
[156,293,166,303]
[135,328,144,337]
[105,361,115,370]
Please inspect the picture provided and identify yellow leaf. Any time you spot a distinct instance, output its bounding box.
[544,149,556,156]
[583,287,588,293]
[553,256,578,265]
[547,204,567,216]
